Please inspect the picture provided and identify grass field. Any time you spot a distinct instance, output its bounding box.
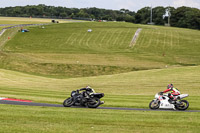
[0,17,74,24]
[0,17,200,132]
[0,104,200,133]
[134,26,200,66]
[1,22,200,78]
[0,27,4,30]
[0,65,200,109]
[2,22,138,53]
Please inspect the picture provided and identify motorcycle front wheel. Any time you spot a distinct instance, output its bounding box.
[63,97,74,107]
[87,98,100,108]
[149,100,160,109]
[175,100,189,110]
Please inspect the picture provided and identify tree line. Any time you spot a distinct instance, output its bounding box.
[0,4,199,29]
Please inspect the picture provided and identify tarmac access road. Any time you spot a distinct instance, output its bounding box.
[0,100,199,112]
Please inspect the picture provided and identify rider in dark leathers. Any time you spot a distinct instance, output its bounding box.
[78,86,95,98]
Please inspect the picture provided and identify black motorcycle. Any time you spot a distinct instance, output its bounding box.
[63,87,104,108]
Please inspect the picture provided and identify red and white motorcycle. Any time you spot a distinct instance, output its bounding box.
[149,93,189,110]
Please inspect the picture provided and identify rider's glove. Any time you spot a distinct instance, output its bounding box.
[159,92,163,95]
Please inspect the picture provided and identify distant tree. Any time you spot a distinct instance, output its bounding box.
[102,15,110,20]
[170,6,200,29]
[60,12,67,18]
[152,6,166,25]
[0,5,199,29]
[116,16,124,21]
[135,7,151,24]
[77,9,89,18]
[124,14,135,22]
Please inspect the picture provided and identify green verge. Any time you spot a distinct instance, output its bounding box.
[0,65,200,110]
[0,52,164,78]
[0,27,20,49]
[0,104,200,133]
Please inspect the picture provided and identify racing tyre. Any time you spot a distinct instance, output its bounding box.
[149,100,160,109]
[87,98,100,108]
[175,100,189,110]
[63,97,74,107]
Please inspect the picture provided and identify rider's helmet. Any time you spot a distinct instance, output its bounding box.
[167,84,173,89]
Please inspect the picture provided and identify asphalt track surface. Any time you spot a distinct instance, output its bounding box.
[1,100,200,112]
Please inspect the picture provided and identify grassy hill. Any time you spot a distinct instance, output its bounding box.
[134,26,200,66]
[3,22,138,53]
[1,22,200,78]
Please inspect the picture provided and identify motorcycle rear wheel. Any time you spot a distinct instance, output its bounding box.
[63,97,74,107]
[175,100,189,110]
[149,100,160,109]
[87,98,100,108]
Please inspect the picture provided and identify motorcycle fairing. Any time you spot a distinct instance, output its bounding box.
[159,98,175,109]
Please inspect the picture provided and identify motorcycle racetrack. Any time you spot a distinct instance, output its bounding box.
[1,100,199,112]
[1,17,200,133]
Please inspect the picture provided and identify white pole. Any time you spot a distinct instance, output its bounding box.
[168,7,171,26]
[150,6,153,24]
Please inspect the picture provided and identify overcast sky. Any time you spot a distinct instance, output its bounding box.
[0,0,199,11]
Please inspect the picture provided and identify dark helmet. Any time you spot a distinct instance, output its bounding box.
[167,84,173,89]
